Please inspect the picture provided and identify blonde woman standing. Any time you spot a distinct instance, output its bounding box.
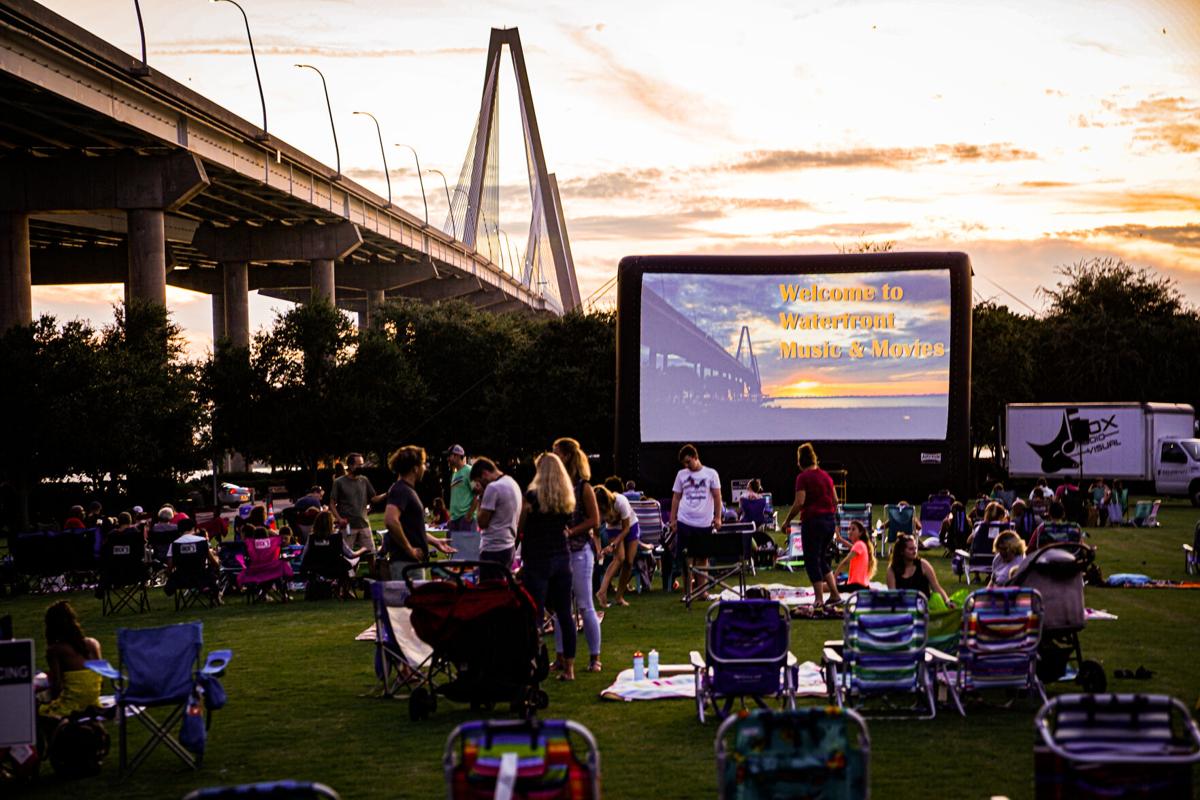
[518,453,578,680]
[552,437,603,673]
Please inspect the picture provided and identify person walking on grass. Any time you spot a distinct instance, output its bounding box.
[669,443,722,599]
[445,444,480,560]
[780,442,842,609]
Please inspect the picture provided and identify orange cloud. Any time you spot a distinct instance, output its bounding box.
[728,143,1037,172]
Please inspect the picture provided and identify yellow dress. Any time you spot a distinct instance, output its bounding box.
[39,669,102,718]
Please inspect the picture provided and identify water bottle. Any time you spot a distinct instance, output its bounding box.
[648,649,660,680]
[632,651,645,681]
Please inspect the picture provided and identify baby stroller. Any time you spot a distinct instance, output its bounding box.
[1009,542,1106,693]
[402,561,549,721]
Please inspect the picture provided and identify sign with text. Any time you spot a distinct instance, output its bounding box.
[0,640,36,747]
[638,269,952,442]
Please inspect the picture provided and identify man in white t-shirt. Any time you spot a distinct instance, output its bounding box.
[669,443,722,597]
[470,457,522,571]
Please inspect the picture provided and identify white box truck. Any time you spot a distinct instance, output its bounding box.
[1005,402,1200,505]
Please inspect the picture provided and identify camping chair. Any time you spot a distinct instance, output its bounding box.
[738,496,770,528]
[1034,694,1200,799]
[822,589,937,719]
[930,587,1047,716]
[879,505,914,558]
[955,521,1011,584]
[148,524,180,565]
[715,707,870,800]
[444,718,601,800]
[370,579,433,698]
[1131,499,1161,528]
[183,781,341,800]
[920,493,954,536]
[99,528,151,616]
[300,536,357,599]
[11,530,58,593]
[237,534,292,603]
[1184,522,1199,575]
[683,523,754,610]
[62,526,102,589]
[1037,521,1084,547]
[689,599,796,723]
[630,499,671,593]
[776,522,805,573]
[171,538,221,610]
[85,621,231,777]
[838,503,873,552]
[994,489,1017,510]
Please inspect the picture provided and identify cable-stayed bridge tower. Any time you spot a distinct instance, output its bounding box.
[446,28,581,314]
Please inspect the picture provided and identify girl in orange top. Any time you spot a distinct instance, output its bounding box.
[835,520,877,594]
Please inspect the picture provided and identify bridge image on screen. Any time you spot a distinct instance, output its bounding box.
[639,270,952,442]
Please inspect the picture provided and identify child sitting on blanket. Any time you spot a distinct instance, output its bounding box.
[834,520,876,595]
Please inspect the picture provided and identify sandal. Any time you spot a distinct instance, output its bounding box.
[557,673,575,682]
[586,661,603,673]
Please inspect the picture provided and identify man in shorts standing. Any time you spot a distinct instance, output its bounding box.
[445,444,479,561]
[332,452,385,574]
[669,444,722,598]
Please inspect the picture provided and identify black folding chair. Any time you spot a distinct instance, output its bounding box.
[99,529,151,616]
[683,524,754,610]
[169,539,221,610]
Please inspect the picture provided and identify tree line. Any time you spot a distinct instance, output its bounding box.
[3,256,1198,529]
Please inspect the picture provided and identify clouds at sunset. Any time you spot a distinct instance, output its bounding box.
[24,0,1200,351]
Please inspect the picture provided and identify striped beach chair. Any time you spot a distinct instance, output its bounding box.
[1034,694,1200,799]
[716,707,870,800]
[444,718,600,800]
[932,587,1047,716]
[822,589,936,719]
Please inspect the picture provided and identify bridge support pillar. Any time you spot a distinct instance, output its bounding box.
[310,258,335,304]
[362,289,385,329]
[0,212,32,332]
[223,261,250,349]
[126,208,167,307]
[212,290,226,344]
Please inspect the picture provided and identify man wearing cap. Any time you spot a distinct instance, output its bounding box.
[446,445,480,561]
[332,452,386,573]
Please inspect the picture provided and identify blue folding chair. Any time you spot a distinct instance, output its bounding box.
[183,781,341,799]
[86,621,231,777]
[690,599,796,723]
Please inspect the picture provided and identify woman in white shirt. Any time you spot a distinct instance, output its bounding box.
[594,485,640,607]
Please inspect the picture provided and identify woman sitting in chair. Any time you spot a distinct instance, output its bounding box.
[37,601,102,757]
[299,510,363,595]
[886,534,954,607]
[238,506,293,601]
[834,520,876,595]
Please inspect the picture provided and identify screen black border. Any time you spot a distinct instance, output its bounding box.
[614,252,973,499]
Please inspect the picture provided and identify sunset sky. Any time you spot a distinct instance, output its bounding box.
[31,0,1200,356]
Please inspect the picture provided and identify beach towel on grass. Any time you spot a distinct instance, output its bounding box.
[716,582,887,606]
[599,661,828,701]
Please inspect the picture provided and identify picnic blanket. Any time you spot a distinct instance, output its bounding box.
[599,660,828,701]
[716,582,888,606]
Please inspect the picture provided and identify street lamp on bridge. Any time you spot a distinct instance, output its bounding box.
[394,144,427,227]
[424,168,456,240]
[294,64,340,180]
[210,0,269,141]
[353,111,390,207]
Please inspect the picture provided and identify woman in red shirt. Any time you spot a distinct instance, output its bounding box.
[780,442,843,608]
[835,519,876,594]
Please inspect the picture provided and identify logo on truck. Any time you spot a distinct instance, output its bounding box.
[1028,409,1119,473]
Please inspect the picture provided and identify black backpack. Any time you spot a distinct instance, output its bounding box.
[49,712,109,779]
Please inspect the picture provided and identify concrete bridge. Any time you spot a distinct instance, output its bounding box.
[0,0,579,346]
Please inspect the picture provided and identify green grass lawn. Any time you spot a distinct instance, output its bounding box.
[6,499,1200,799]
